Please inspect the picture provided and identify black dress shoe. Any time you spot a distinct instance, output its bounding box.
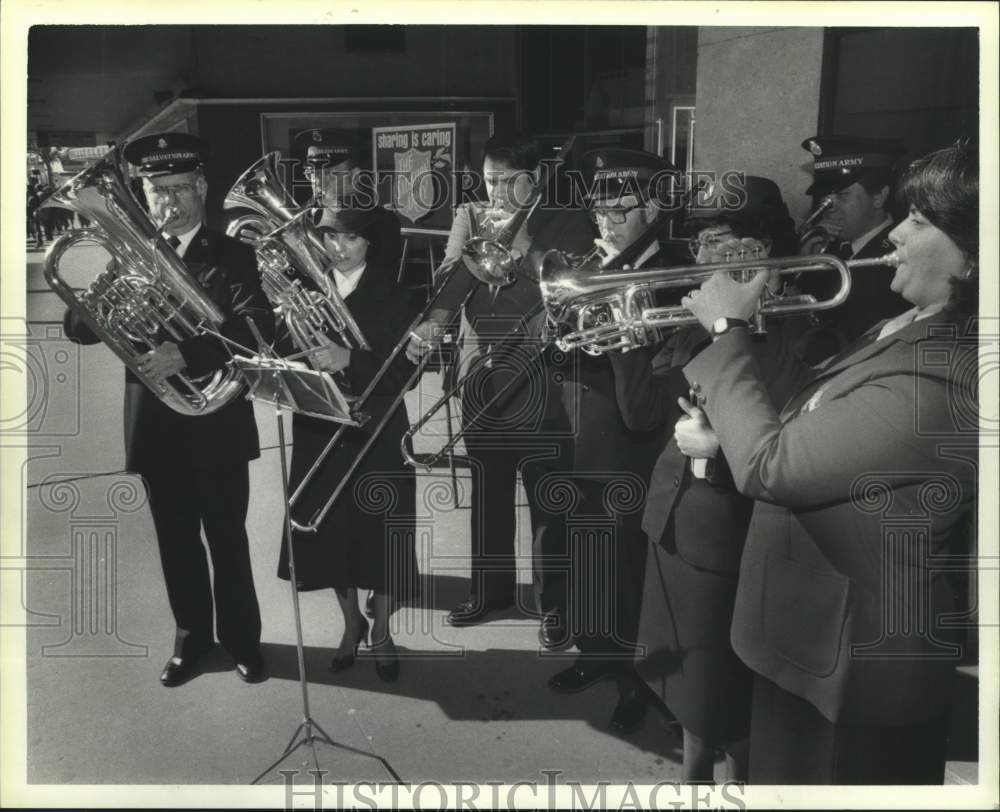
[548,660,615,693]
[446,596,515,627]
[160,656,200,687]
[538,610,571,650]
[329,619,370,673]
[610,687,648,734]
[372,639,400,683]
[235,654,267,684]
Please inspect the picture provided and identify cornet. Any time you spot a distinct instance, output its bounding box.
[541,251,900,355]
[797,194,836,252]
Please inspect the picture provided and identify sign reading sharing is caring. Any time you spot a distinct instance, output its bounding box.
[373,123,456,228]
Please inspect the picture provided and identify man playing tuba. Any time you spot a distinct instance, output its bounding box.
[63,133,274,688]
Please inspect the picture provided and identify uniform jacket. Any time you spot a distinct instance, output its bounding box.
[684,313,977,724]
[432,200,596,429]
[610,324,747,573]
[562,245,676,481]
[64,226,274,473]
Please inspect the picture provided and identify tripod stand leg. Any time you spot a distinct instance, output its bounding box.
[251,411,404,786]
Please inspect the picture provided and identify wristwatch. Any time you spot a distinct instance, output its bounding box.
[711,317,750,338]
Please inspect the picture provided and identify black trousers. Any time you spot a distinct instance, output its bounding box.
[143,464,262,662]
[748,675,950,784]
[569,479,647,667]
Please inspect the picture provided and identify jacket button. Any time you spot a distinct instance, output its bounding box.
[672,477,680,487]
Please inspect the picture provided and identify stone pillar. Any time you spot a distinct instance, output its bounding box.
[693,27,826,223]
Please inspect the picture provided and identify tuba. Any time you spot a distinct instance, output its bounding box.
[42,146,246,416]
[223,153,370,364]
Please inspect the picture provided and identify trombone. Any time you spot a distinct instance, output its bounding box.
[289,135,578,525]
[541,251,900,355]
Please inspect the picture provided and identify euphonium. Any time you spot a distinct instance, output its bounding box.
[222,153,370,361]
[223,151,302,243]
[541,251,900,355]
[41,146,246,416]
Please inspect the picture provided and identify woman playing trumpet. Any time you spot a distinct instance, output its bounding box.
[608,174,797,780]
[678,142,978,784]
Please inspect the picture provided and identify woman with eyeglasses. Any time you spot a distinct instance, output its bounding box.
[275,206,419,683]
[678,142,978,783]
[609,175,796,781]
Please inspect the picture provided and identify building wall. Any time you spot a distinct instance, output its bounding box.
[28,26,518,142]
[693,27,825,224]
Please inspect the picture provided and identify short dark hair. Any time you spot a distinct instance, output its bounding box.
[482,132,540,172]
[899,140,978,313]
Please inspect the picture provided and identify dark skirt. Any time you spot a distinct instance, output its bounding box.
[276,411,419,599]
[635,481,753,744]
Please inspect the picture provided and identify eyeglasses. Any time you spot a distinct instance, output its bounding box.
[589,204,643,225]
[146,182,197,199]
[688,228,736,258]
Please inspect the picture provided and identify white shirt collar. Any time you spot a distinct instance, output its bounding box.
[876,302,946,341]
[851,216,893,255]
[333,262,366,299]
[164,222,203,258]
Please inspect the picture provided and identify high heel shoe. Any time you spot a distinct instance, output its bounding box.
[371,637,400,683]
[328,618,370,673]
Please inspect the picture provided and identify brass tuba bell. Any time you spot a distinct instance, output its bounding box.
[42,146,246,416]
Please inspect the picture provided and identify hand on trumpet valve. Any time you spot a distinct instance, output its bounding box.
[681,268,770,333]
[674,396,720,459]
[700,236,769,265]
[137,341,187,385]
[310,336,351,373]
[405,319,444,364]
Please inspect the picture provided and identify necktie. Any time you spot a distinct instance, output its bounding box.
[165,234,181,251]
[835,240,854,260]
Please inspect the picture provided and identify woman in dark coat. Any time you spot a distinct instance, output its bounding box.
[609,176,796,781]
[276,207,418,682]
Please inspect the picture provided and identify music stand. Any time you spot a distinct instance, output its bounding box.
[233,352,403,785]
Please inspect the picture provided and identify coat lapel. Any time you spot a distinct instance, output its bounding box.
[781,313,952,419]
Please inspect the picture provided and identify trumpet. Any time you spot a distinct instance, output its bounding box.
[541,251,900,355]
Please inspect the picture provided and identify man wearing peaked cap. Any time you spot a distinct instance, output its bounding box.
[545,148,685,737]
[294,127,402,279]
[795,134,909,362]
[65,130,273,688]
[123,132,208,177]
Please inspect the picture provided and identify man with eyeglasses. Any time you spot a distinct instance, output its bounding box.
[544,148,686,735]
[63,132,273,688]
[405,131,594,634]
[294,128,403,279]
